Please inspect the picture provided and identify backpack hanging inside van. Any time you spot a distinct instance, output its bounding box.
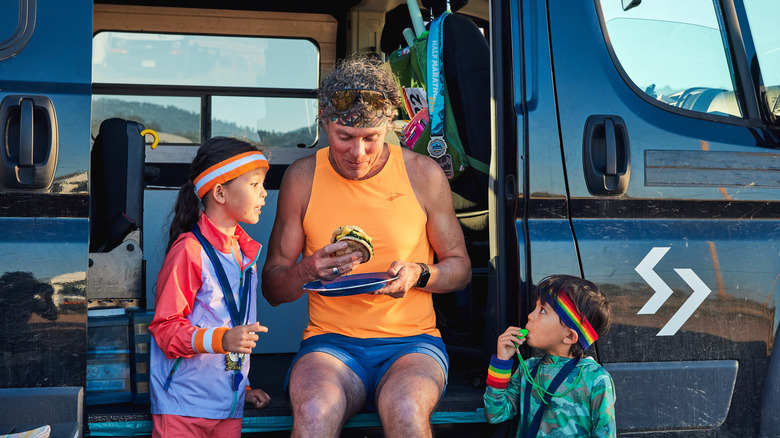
[387,13,489,183]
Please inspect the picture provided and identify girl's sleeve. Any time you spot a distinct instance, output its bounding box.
[483,355,522,424]
[590,370,617,438]
[149,237,228,359]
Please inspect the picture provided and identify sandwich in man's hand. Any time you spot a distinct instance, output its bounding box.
[331,225,374,263]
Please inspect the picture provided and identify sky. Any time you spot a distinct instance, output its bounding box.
[599,0,779,91]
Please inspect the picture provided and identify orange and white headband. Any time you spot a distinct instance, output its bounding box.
[194,151,269,198]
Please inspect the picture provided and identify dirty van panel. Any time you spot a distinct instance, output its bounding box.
[0,0,92,390]
[540,0,780,435]
[520,0,581,291]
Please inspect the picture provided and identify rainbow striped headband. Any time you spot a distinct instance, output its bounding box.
[546,291,598,350]
[194,151,269,198]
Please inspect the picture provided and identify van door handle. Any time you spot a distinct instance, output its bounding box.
[582,115,630,195]
[604,118,617,176]
[20,99,34,167]
[0,95,58,190]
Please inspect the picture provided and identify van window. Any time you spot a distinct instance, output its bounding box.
[92,95,201,143]
[742,0,780,117]
[91,31,319,156]
[598,0,742,118]
[211,96,317,148]
[93,32,318,88]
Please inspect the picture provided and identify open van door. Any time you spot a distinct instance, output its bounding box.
[522,0,780,435]
[0,0,92,407]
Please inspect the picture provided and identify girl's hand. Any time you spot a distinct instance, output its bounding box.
[223,322,268,354]
[497,326,525,361]
[245,388,271,409]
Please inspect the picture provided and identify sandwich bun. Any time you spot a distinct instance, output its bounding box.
[331,225,374,263]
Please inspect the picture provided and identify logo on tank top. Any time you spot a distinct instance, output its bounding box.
[386,192,405,201]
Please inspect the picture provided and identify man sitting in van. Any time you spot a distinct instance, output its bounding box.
[262,54,471,437]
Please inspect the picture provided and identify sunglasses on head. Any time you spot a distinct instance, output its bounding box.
[329,88,390,113]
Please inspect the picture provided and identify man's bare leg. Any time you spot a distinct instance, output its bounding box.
[289,352,366,438]
[375,353,446,438]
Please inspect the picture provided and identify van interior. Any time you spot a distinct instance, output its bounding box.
[85,0,501,434]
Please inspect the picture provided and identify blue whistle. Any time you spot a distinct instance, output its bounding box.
[232,372,243,391]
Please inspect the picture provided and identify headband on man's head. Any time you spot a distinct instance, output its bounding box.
[545,289,599,350]
[194,151,269,198]
[325,88,393,128]
[329,110,390,128]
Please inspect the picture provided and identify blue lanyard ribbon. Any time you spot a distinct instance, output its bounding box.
[192,225,252,328]
[427,10,450,137]
[522,357,580,438]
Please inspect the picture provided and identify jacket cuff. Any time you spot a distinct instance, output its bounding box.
[192,327,229,354]
[486,354,513,389]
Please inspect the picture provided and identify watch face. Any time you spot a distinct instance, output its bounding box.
[417,263,430,287]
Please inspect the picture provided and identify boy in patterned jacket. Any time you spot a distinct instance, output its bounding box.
[483,275,616,437]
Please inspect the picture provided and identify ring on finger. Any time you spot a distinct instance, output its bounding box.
[332,267,339,275]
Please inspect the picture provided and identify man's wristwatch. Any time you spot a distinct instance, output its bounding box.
[416,263,430,288]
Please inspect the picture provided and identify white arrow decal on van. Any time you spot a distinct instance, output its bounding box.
[657,269,712,336]
[636,247,673,314]
[635,247,712,336]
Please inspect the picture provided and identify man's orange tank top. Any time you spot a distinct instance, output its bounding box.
[301,144,438,339]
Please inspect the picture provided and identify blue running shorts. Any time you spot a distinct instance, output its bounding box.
[284,333,449,411]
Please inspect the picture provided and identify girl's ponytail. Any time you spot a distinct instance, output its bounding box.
[166,179,202,253]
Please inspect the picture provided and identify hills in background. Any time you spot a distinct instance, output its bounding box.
[91,98,317,148]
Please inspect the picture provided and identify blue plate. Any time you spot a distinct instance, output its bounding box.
[302,272,397,297]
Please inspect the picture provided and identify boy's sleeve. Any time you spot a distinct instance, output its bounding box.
[590,370,617,438]
[149,237,228,359]
[483,354,522,424]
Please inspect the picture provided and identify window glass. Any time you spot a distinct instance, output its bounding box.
[91,95,201,144]
[742,0,780,117]
[211,96,318,148]
[92,31,320,158]
[599,0,741,117]
[93,32,319,88]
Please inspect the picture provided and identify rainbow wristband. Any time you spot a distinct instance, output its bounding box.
[486,354,513,389]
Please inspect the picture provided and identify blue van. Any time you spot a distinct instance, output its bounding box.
[0,0,778,436]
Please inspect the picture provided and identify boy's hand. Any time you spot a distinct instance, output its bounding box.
[497,326,526,361]
[222,322,268,354]
[245,388,271,409]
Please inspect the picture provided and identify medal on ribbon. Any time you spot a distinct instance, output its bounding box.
[427,135,448,158]
[426,11,451,160]
[225,353,243,371]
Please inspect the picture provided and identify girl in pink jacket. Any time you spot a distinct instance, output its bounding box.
[149,137,271,437]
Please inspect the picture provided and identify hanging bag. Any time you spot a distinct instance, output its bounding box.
[388,12,489,182]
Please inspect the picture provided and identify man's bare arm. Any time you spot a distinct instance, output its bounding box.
[261,158,313,306]
[377,150,471,297]
[413,152,472,293]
